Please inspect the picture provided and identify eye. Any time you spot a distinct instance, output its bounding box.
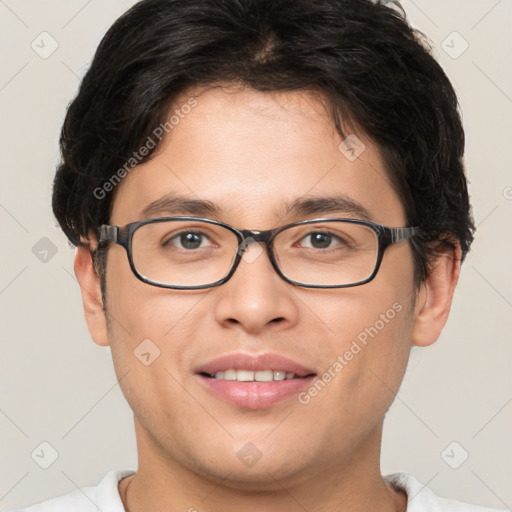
[164,231,212,250]
[298,231,347,250]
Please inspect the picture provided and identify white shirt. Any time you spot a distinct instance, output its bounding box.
[11,469,509,511]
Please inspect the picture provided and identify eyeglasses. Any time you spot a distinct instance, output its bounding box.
[98,216,419,290]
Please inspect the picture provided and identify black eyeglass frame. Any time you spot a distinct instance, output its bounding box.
[98,216,420,290]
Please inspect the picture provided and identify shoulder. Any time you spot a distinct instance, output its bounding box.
[384,473,510,512]
[9,469,136,512]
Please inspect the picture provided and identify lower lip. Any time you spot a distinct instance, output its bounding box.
[196,374,316,409]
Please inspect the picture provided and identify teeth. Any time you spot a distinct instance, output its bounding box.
[212,369,300,381]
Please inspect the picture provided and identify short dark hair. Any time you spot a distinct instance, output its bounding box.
[52,0,474,299]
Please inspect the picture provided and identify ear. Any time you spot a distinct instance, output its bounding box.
[74,242,110,347]
[411,241,462,347]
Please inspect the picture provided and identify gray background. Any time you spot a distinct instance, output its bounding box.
[1,0,511,509]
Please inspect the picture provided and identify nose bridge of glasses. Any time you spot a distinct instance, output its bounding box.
[238,229,273,254]
[237,229,274,251]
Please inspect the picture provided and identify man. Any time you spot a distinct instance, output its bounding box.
[14,0,508,511]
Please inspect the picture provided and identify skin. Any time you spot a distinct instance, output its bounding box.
[75,84,461,512]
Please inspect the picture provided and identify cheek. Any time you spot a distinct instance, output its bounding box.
[106,284,207,371]
[296,249,416,415]
[103,287,199,433]
[305,294,413,431]
[304,289,413,393]
[104,245,196,339]
[102,251,193,396]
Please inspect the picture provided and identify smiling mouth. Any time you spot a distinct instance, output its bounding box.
[199,370,316,381]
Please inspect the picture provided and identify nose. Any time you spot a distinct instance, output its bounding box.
[213,241,299,334]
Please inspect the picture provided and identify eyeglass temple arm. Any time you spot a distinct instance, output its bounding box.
[99,225,119,243]
[390,226,419,244]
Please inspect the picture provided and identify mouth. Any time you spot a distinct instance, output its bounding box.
[194,352,317,409]
[198,369,316,381]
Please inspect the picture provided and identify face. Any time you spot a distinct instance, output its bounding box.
[97,85,419,488]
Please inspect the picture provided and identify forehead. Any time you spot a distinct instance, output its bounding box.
[110,85,406,228]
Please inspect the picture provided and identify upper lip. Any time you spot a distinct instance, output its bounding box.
[195,352,317,377]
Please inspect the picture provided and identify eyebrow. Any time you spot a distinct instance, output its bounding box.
[140,194,220,219]
[139,193,374,222]
[280,195,374,222]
